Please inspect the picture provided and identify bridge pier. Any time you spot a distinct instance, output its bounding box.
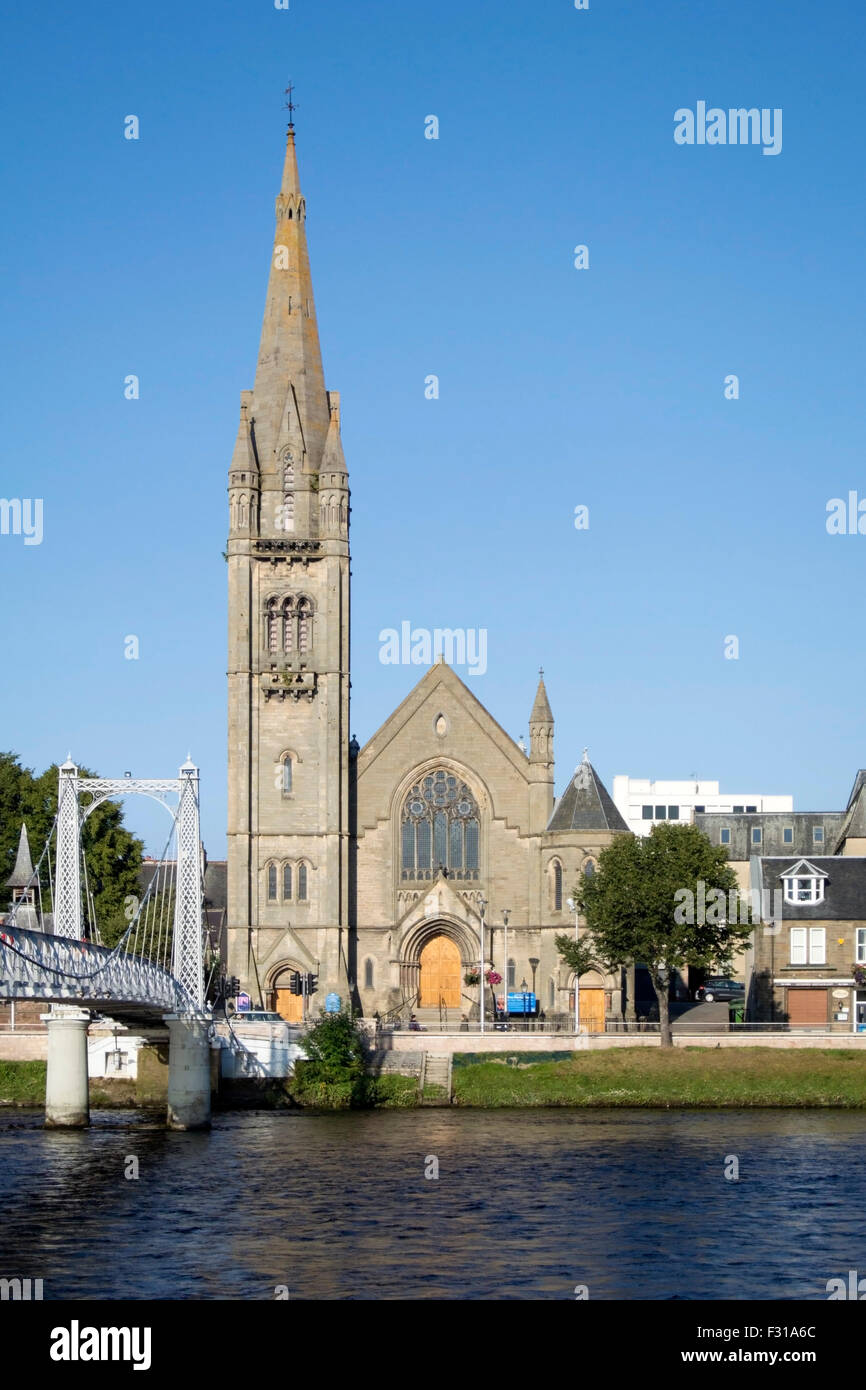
[164,1015,211,1130]
[41,1008,90,1128]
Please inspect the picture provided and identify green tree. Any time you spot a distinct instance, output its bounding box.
[293,1010,369,1108]
[0,754,143,947]
[570,823,749,1047]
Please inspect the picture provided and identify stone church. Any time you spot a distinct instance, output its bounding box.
[226,126,628,1026]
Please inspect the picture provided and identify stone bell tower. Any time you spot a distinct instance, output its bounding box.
[226,119,351,1005]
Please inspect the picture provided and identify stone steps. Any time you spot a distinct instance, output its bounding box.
[419,1053,452,1105]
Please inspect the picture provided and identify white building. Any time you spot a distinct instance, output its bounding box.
[612,777,793,838]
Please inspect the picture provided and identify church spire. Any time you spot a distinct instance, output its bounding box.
[528,670,554,831]
[251,125,331,473]
[530,669,553,727]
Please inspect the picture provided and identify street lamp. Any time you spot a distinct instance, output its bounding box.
[502,908,511,1022]
[567,896,581,1036]
[478,896,488,1034]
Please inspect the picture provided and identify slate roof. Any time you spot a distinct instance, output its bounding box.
[137,858,227,911]
[547,756,628,833]
[6,824,34,890]
[832,770,866,850]
[756,855,866,920]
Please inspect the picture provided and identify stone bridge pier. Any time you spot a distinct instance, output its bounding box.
[38,1007,213,1131]
[42,1007,91,1128]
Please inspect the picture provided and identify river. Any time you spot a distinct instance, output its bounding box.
[2,1108,861,1300]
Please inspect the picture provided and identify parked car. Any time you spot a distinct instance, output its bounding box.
[695,977,745,1003]
[231,1010,286,1024]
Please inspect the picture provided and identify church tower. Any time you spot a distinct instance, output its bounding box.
[226,120,351,1009]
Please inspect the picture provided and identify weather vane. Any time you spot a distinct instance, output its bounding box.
[284,82,298,130]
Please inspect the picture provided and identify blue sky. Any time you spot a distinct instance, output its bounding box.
[1,0,865,856]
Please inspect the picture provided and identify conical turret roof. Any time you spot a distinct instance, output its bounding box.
[6,823,34,890]
[547,752,627,832]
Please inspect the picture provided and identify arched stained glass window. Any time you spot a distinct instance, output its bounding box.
[267,864,277,901]
[364,958,374,989]
[400,770,480,880]
[553,860,563,911]
[282,756,292,794]
[283,863,292,900]
[298,863,308,901]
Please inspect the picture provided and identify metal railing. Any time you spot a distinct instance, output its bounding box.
[0,921,197,1014]
[368,1016,865,1037]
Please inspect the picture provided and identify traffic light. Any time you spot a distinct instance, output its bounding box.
[289,971,302,996]
[226,976,241,998]
[305,972,318,995]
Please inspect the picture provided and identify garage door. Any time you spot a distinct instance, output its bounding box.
[787,988,827,1026]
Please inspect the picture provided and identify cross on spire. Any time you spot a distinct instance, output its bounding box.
[284,82,298,129]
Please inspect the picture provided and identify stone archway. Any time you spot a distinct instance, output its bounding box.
[568,967,607,1034]
[268,961,305,1023]
[418,935,461,1008]
[399,915,479,1010]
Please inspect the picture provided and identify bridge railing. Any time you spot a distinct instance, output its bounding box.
[0,922,197,1014]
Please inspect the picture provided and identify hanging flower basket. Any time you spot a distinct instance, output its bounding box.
[465,969,503,987]
[853,964,866,988]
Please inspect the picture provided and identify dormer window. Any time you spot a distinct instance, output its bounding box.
[780,859,828,906]
[785,877,823,904]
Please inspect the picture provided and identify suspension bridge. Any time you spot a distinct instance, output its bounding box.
[0,758,213,1130]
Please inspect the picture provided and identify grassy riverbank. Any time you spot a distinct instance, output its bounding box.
[451,1048,866,1108]
[0,1060,420,1111]
[6,1050,866,1112]
[0,1061,139,1109]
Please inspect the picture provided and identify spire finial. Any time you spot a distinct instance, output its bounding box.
[284,82,298,130]
[539,666,544,678]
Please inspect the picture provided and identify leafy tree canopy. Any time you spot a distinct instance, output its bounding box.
[573,822,746,977]
[0,752,143,948]
[565,823,751,1045]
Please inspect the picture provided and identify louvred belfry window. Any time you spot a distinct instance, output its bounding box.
[264,596,314,658]
[267,599,280,653]
[401,770,480,880]
[297,598,311,654]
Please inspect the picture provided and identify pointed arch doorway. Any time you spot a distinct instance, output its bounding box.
[418,933,461,1009]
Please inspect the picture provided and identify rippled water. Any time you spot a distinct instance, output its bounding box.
[2,1108,863,1299]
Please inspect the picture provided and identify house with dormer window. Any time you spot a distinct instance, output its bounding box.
[748,855,866,1030]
